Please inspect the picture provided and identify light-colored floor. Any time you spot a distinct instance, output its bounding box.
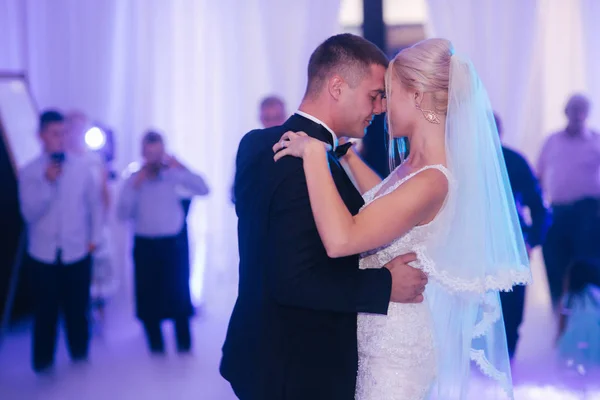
[0,271,239,400]
[0,245,599,400]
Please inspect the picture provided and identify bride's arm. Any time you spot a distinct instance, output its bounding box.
[340,146,383,194]
[298,142,447,258]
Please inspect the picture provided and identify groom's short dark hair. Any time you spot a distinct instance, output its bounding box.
[305,34,388,98]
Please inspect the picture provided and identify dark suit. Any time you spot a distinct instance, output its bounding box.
[500,146,550,359]
[502,147,549,250]
[221,114,392,400]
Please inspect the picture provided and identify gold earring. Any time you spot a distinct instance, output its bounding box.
[415,103,441,124]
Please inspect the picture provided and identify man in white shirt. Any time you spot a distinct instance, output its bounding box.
[537,94,600,308]
[19,110,101,373]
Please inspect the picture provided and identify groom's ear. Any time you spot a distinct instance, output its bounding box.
[328,75,344,100]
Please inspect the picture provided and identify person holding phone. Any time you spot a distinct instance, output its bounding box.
[18,110,102,373]
[117,130,209,354]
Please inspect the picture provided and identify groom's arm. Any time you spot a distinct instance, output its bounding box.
[267,164,392,314]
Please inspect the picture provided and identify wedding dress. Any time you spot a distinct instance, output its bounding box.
[354,52,532,400]
[355,164,448,400]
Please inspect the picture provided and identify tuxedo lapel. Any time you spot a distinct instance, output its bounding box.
[329,155,365,215]
[282,114,365,215]
[283,114,335,148]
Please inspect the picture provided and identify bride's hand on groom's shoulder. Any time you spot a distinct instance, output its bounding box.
[273,130,331,162]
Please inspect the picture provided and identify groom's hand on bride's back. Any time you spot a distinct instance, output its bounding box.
[384,253,428,303]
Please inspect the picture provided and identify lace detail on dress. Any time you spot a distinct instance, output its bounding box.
[361,164,450,206]
[415,246,532,294]
[473,293,503,339]
[471,349,513,397]
[470,295,513,397]
[356,165,447,400]
[356,164,520,399]
[356,303,437,400]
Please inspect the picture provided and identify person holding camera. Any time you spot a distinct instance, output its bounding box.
[18,110,102,373]
[117,130,209,354]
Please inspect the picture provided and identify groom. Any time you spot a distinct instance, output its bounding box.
[221,34,427,400]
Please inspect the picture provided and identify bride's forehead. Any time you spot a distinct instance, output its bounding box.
[386,78,409,94]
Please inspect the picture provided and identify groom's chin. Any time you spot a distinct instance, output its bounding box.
[347,128,367,139]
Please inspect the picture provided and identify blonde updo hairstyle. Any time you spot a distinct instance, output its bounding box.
[386,38,454,169]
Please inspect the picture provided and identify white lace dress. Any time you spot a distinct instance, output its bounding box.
[356,165,450,400]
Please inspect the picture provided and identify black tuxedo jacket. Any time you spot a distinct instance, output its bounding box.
[220,114,392,400]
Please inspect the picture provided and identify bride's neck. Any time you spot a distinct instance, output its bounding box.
[405,118,447,169]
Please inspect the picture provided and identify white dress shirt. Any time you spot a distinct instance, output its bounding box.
[117,167,208,237]
[19,153,102,264]
[295,110,338,149]
[537,130,600,204]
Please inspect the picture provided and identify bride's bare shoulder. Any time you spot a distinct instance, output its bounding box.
[390,166,449,205]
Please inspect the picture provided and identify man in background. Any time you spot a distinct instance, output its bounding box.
[495,113,550,360]
[537,95,600,309]
[117,131,209,354]
[259,95,287,129]
[231,95,288,203]
[19,110,101,373]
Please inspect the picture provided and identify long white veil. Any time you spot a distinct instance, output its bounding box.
[413,53,532,399]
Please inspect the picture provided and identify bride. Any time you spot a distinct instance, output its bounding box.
[273,38,531,399]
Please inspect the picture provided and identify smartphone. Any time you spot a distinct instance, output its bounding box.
[50,152,65,164]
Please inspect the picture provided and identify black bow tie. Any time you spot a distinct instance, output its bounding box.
[332,142,353,159]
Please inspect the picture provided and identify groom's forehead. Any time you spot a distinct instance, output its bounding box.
[364,64,386,90]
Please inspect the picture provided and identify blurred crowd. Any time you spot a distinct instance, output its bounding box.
[14,91,600,375]
[18,110,209,372]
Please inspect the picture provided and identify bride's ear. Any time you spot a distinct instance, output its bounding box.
[329,75,344,100]
[414,91,424,107]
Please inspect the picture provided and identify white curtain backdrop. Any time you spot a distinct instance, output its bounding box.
[424,0,600,350]
[536,0,587,141]
[0,0,341,304]
[0,0,26,71]
[425,0,600,163]
[425,0,539,159]
[578,0,600,130]
[4,0,598,305]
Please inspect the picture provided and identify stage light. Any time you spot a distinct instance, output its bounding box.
[122,161,141,179]
[85,127,106,150]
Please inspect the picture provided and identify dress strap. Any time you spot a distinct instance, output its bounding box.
[375,164,452,201]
